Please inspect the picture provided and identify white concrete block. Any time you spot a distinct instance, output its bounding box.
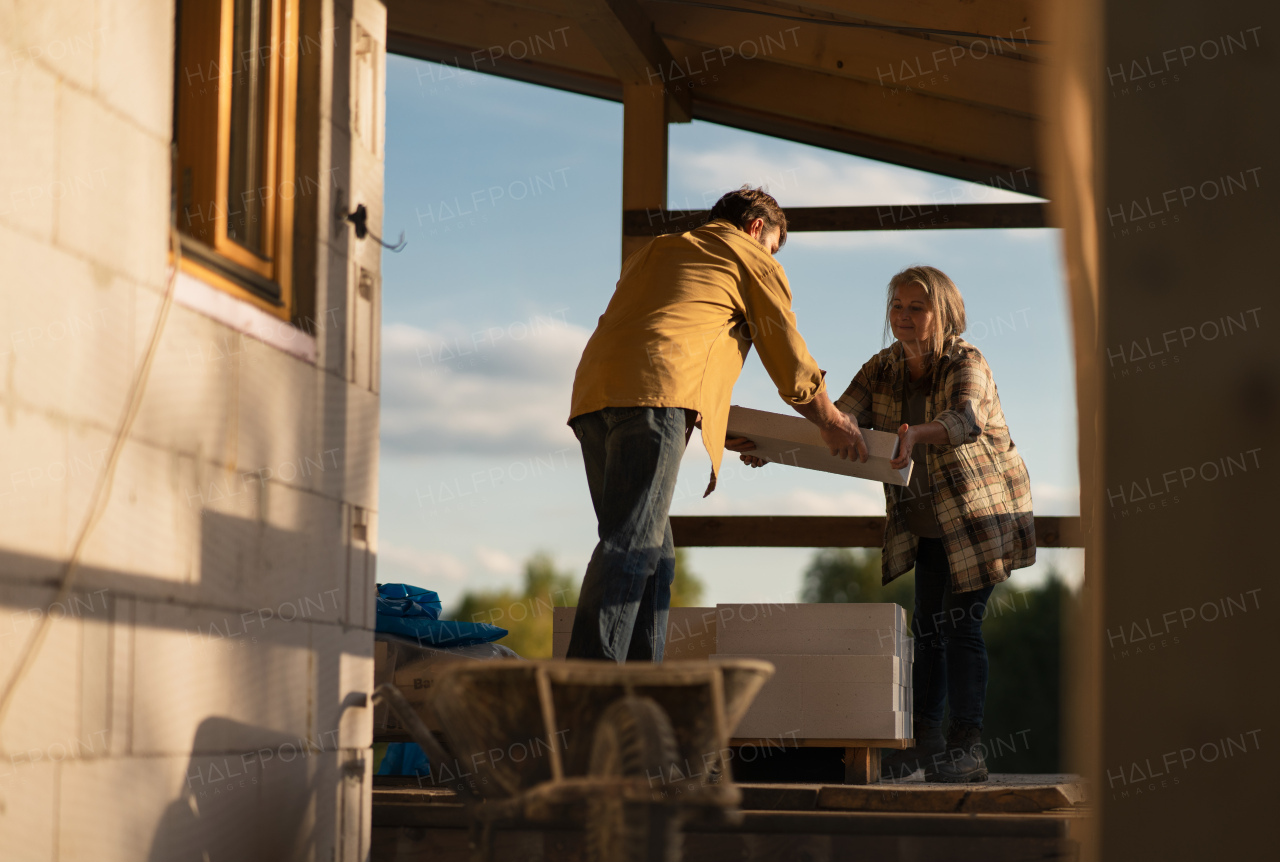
[817,682,907,713]
[109,596,135,756]
[553,606,574,633]
[347,506,376,629]
[10,1,97,90]
[0,759,56,862]
[800,655,906,685]
[319,379,378,510]
[551,630,569,658]
[131,600,313,755]
[0,225,137,434]
[69,429,198,592]
[312,621,374,750]
[56,85,169,288]
[0,407,68,571]
[129,294,240,464]
[0,61,57,240]
[96,0,174,140]
[716,602,908,634]
[714,653,911,742]
[803,711,907,740]
[0,582,83,755]
[59,750,336,862]
[726,405,910,485]
[198,481,347,620]
[716,628,905,657]
[232,341,322,490]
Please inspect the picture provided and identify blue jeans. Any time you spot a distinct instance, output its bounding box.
[566,407,693,662]
[911,537,995,729]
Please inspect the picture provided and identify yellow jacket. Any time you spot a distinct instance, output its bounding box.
[569,219,826,494]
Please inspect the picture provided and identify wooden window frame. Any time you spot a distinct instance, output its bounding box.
[174,0,299,321]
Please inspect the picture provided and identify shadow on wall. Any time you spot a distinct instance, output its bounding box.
[147,717,335,862]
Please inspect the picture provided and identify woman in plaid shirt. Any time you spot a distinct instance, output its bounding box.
[736,265,1035,782]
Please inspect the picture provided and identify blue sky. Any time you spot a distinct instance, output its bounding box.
[378,55,1081,610]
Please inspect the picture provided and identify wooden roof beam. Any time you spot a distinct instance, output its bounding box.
[641,1,1037,116]
[623,202,1048,235]
[734,0,1042,49]
[564,0,694,121]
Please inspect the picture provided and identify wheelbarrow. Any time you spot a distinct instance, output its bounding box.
[373,658,774,862]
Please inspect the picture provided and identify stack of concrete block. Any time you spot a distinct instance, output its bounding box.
[711,603,912,741]
[552,607,717,661]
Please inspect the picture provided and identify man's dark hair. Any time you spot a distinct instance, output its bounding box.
[707,186,788,249]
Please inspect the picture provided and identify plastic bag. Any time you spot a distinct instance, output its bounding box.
[376,583,507,648]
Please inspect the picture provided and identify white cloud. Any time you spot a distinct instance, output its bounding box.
[378,541,468,583]
[473,545,520,575]
[1030,483,1081,515]
[669,139,1040,210]
[380,318,589,457]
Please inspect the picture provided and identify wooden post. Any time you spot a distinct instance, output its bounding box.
[844,746,881,785]
[621,83,667,263]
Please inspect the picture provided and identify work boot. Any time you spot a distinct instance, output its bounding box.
[880,721,945,781]
[926,724,989,783]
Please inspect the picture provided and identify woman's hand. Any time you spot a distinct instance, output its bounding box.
[891,421,949,469]
[891,423,916,470]
[726,436,769,469]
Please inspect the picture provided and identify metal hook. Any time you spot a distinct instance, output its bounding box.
[346,204,407,252]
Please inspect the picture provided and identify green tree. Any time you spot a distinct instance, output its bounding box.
[450,552,578,659]
[980,576,1065,773]
[800,548,913,608]
[671,548,705,607]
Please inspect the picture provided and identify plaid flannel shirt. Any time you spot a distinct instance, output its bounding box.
[836,337,1035,592]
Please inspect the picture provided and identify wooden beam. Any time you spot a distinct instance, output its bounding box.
[622,84,669,261]
[624,202,1047,235]
[670,515,1082,548]
[740,0,1043,49]
[566,0,693,120]
[643,1,1036,117]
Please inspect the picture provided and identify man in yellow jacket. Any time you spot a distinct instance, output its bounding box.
[567,187,869,662]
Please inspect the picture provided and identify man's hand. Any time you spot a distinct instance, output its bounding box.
[726,436,768,468]
[818,413,870,463]
[792,392,869,463]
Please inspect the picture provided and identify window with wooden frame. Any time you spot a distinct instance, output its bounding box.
[173,0,299,320]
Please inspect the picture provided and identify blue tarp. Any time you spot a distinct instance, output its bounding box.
[376,742,431,777]
[375,583,507,648]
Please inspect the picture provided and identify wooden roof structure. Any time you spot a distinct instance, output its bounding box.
[385,0,1045,193]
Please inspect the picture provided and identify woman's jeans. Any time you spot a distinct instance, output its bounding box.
[911,537,996,729]
[565,406,693,662]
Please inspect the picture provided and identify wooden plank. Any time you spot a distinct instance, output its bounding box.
[643,1,1037,116]
[732,737,912,750]
[740,0,1045,49]
[625,202,1047,235]
[672,515,1081,548]
[818,780,1085,814]
[564,0,692,119]
[844,746,881,785]
[622,83,669,262]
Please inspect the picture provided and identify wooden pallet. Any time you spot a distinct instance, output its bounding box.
[730,737,913,785]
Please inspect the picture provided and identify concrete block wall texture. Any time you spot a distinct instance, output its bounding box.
[551,606,719,660]
[714,605,913,742]
[0,1,385,859]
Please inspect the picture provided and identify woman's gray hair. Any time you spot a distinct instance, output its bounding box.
[883,265,968,365]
